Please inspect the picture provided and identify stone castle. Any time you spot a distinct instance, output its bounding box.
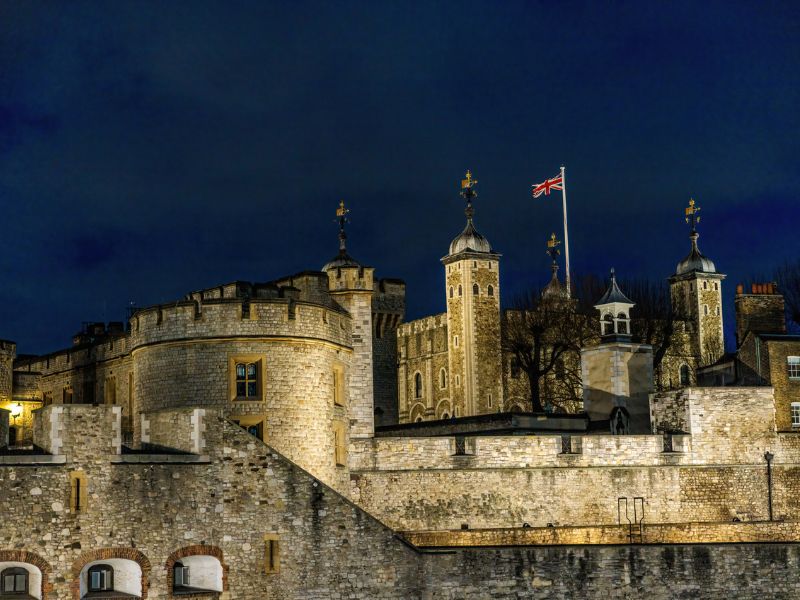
[1,176,799,599]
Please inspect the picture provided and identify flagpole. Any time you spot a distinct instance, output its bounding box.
[560,165,571,298]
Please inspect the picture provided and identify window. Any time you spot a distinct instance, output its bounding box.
[488,285,494,297]
[70,471,88,513]
[88,565,113,592]
[333,366,345,406]
[229,356,264,401]
[333,421,346,466]
[679,365,691,386]
[715,306,720,316]
[792,403,800,428]
[602,314,614,335]
[617,313,628,334]
[173,562,190,588]
[703,281,708,290]
[453,335,459,348]
[458,285,462,296]
[63,386,73,404]
[789,357,800,380]
[472,283,479,295]
[1,567,28,595]
[232,417,266,441]
[703,305,708,316]
[510,357,521,379]
[714,282,718,291]
[104,376,116,405]
[487,393,493,408]
[236,363,258,397]
[264,535,280,573]
[440,368,447,389]
[414,372,423,399]
[455,375,460,387]
[449,287,454,298]
[473,261,477,268]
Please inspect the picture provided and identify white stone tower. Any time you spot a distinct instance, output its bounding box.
[441,171,503,417]
[581,269,653,434]
[323,201,375,439]
[668,199,726,366]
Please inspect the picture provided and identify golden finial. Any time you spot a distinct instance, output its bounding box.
[336,200,349,218]
[461,170,477,190]
[547,232,561,261]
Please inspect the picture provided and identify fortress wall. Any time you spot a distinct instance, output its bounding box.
[0,408,422,600]
[350,463,791,531]
[0,408,8,447]
[144,407,206,454]
[420,544,800,599]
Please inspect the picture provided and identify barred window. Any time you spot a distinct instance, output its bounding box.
[236,362,258,398]
[788,357,800,380]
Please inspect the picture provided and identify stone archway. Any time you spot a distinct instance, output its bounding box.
[0,550,51,599]
[165,545,228,596]
[71,548,151,600]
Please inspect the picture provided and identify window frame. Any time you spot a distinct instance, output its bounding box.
[1,567,29,595]
[228,355,266,402]
[414,372,423,399]
[264,534,280,574]
[88,564,114,592]
[791,402,800,428]
[231,416,267,441]
[333,364,345,407]
[788,356,800,380]
[173,562,190,589]
[333,420,347,466]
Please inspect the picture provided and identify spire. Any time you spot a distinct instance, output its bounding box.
[322,200,361,271]
[542,233,566,299]
[448,170,492,255]
[675,198,717,275]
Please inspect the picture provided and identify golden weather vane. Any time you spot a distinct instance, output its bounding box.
[336,200,349,218]
[685,198,701,230]
[547,232,561,262]
[461,170,477,190]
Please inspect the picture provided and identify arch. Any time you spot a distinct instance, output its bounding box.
[602,313,614,335]
[435,399,452,420]
[409,403,426,423]
[509,404,524,413]
[679,364,691,387]
[616,312,628,334]
[0,551,51,599]
[165,545,228,596]
[71,549,150,600]
[439,368,447,389]
[449,286,454,299]
[472,283,479,295]
[414,372,423,399]
[487,285,494,297]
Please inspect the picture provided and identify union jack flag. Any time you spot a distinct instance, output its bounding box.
[532,174,563,198]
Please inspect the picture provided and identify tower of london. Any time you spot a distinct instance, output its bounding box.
[1,175,799,599]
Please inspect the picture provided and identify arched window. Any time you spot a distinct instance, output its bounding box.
[714,282,718,291]
[703,305,709,316]
[703,281,708,290]
[617,312,628,334]
[173,561,190,589]
[472,283,479,295]
[441,412,450,419]
[440,368,447,389]
[679,365,690,387]
[1,567,28,595]
[415,416,423,423]
[487,285,494,297]
[414,373,423,399]
[458,285,462,296]
[449,287,454,298]
[603,313,614,335]
[88,564,113,592]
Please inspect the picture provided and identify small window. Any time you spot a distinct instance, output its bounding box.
[236,363,258,398]
[473,261,477,268]
[173,562,190,588]
[455,375,460,387]
[703,305,709,316]
[715,306,720,316]
[788,357,800,380]
[414,372,423,399]
[602,313,614,335]
[333,366,345,406]
[714,282,718,291]
[510,357,521,379]
[679,365,691,386]
[264,534,280,573]
[70,471,88,513]
[88,564,113,592]
[487,393,493,408]
[453,335,459,348]
[104,376,116,405]
[488,285,494,297]
[449,287,454,298]
[63,386,73,404]
[792,403,800,428]
[472,283,479,295]
[333,421,347,466]
[617,313,628,334]
[703,281,708,290]
[458,285,462,296]
[1,567,28,595]
[440,368,447,389]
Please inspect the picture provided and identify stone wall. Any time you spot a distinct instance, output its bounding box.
[372,279,405,427]
[0,408,8,448]
[397,314,450,421]
[0,340,15,403]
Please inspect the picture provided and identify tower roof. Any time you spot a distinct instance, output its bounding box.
[596,268,634,306]
[675,198,717,276]
[447,170,494,256]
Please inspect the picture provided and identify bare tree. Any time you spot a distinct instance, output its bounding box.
[501,290,595,413]
[776,260,800,331]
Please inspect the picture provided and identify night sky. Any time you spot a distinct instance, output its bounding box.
[1,1,798,354]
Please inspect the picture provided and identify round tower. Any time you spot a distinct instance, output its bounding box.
[441,171,502,417]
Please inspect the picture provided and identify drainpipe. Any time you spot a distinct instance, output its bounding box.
[765,451,774,521]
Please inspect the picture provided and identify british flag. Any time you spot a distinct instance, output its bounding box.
[532,174,563,198]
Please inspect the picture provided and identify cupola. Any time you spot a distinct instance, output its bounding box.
[322,200,363,271]
[595,268,634,340]
[675,198,716,276]
[447,171,494,256]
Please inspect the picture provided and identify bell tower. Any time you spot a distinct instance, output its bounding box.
[442,171,502,417]
[669,199,726,367]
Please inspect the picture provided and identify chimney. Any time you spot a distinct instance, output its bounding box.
[734,282,786,347]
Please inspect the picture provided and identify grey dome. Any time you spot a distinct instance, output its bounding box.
[322,250,361,271]
[676,233,716,276]
[449,220,492,255]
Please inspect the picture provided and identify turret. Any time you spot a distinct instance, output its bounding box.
[441,171,502,417]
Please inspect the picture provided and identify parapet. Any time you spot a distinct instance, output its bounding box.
[326,264,375,293]
[397,313,447,337]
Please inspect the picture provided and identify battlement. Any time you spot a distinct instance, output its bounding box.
[130,297,352,350]
[397,313,447,337]
[326,264,375,293]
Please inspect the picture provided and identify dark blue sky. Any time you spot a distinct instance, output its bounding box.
[1,1,798,354]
